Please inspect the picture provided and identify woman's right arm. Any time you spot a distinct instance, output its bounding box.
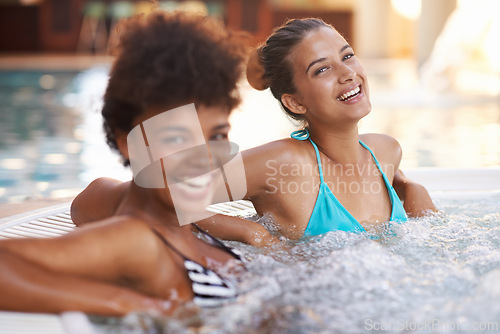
[0,219,169,315]
[0,249,164,315]
[71,178,130,226]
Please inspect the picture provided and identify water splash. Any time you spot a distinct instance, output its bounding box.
[93,193,500,333]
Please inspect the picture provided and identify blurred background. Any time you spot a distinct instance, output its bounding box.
[0,0,499,205]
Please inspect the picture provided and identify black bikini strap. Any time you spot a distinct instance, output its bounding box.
[193,224,242,261]
[151,229,187,260]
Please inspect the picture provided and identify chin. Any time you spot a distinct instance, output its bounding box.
[177,200,213,215]
[350,104,371,121]
[169,184,214,218]
[175,205,214,226]
[363,103,372,117]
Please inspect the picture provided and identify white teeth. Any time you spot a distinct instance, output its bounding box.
[181,174,211,188]
[337,86,361,101]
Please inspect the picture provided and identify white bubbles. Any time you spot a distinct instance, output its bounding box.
[89,193,500,332]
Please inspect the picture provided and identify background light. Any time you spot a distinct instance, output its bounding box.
[391,0,422,20]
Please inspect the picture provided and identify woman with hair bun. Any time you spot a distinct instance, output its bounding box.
[201,18,435,240]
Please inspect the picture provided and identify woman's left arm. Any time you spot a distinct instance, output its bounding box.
[393,169,436,217]
[195,214,280,248]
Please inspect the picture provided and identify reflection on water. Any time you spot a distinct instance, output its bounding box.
[0,61,499,203]
[0,67,130,204]
[0,70,84,202]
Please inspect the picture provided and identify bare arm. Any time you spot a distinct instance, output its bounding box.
[196,141,301,246]
[195,214,280,247]
[0,218,171,315]
[0,249,165,315]
[393,169,437,217]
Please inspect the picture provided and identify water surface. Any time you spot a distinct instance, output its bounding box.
[89,193,500,333]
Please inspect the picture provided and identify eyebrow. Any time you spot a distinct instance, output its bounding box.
[155,126,190,134]
[212,123,230,131]
[305,44,353,74]
[340,44,352,53]
[154,123,230,137]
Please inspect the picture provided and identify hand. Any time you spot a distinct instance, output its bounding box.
[196,214,282,248]
[244,224,281,248]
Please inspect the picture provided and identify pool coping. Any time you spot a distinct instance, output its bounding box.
[404,167,500,195]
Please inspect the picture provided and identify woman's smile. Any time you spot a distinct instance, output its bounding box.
[170,171,216,200]
[336,85,361,102]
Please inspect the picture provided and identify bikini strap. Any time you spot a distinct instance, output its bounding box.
[193,224,242,261]
[151,228,188,260]
[290,129,309,140]
[291,129,324,183]
[358,140,391,186]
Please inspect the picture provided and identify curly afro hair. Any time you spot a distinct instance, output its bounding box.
[101,11,248,165]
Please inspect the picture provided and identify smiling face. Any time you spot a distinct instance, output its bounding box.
[284,27,372,128]
[162,105,231,221]
[126,104,231,223]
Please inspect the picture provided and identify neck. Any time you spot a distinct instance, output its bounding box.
[117,182,191,233]
[307,122,363,164]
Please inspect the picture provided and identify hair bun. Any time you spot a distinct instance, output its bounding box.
[246,46,268,91]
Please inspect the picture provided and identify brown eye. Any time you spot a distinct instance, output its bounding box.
[211,133,228,141]
[314,67,328,76]
[342,53,355,61]
[161,136,186,144]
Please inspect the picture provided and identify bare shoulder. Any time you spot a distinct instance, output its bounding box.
[76,177,129,200]
[242,137,309,165]
[214,138,306,203]
[71,178,130,226]
[360,133,400,151]
[360,133,402,166]
[241,138,310,196]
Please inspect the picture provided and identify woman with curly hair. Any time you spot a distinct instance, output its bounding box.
[0,11,251,315]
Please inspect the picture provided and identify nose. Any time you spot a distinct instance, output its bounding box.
[186,144,212,172]
[165,144,213,178]
[337,63,356,83]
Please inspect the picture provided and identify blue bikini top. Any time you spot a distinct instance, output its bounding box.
[290,129,407,237]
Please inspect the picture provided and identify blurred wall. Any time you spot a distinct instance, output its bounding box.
[0,4,39,51]
[227,0,355,44]
[0,0,457,62]
[0,0,84,52]
[355,0,456,62]
[417,0,457,65]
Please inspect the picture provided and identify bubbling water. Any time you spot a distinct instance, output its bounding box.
[95,193,500,333]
